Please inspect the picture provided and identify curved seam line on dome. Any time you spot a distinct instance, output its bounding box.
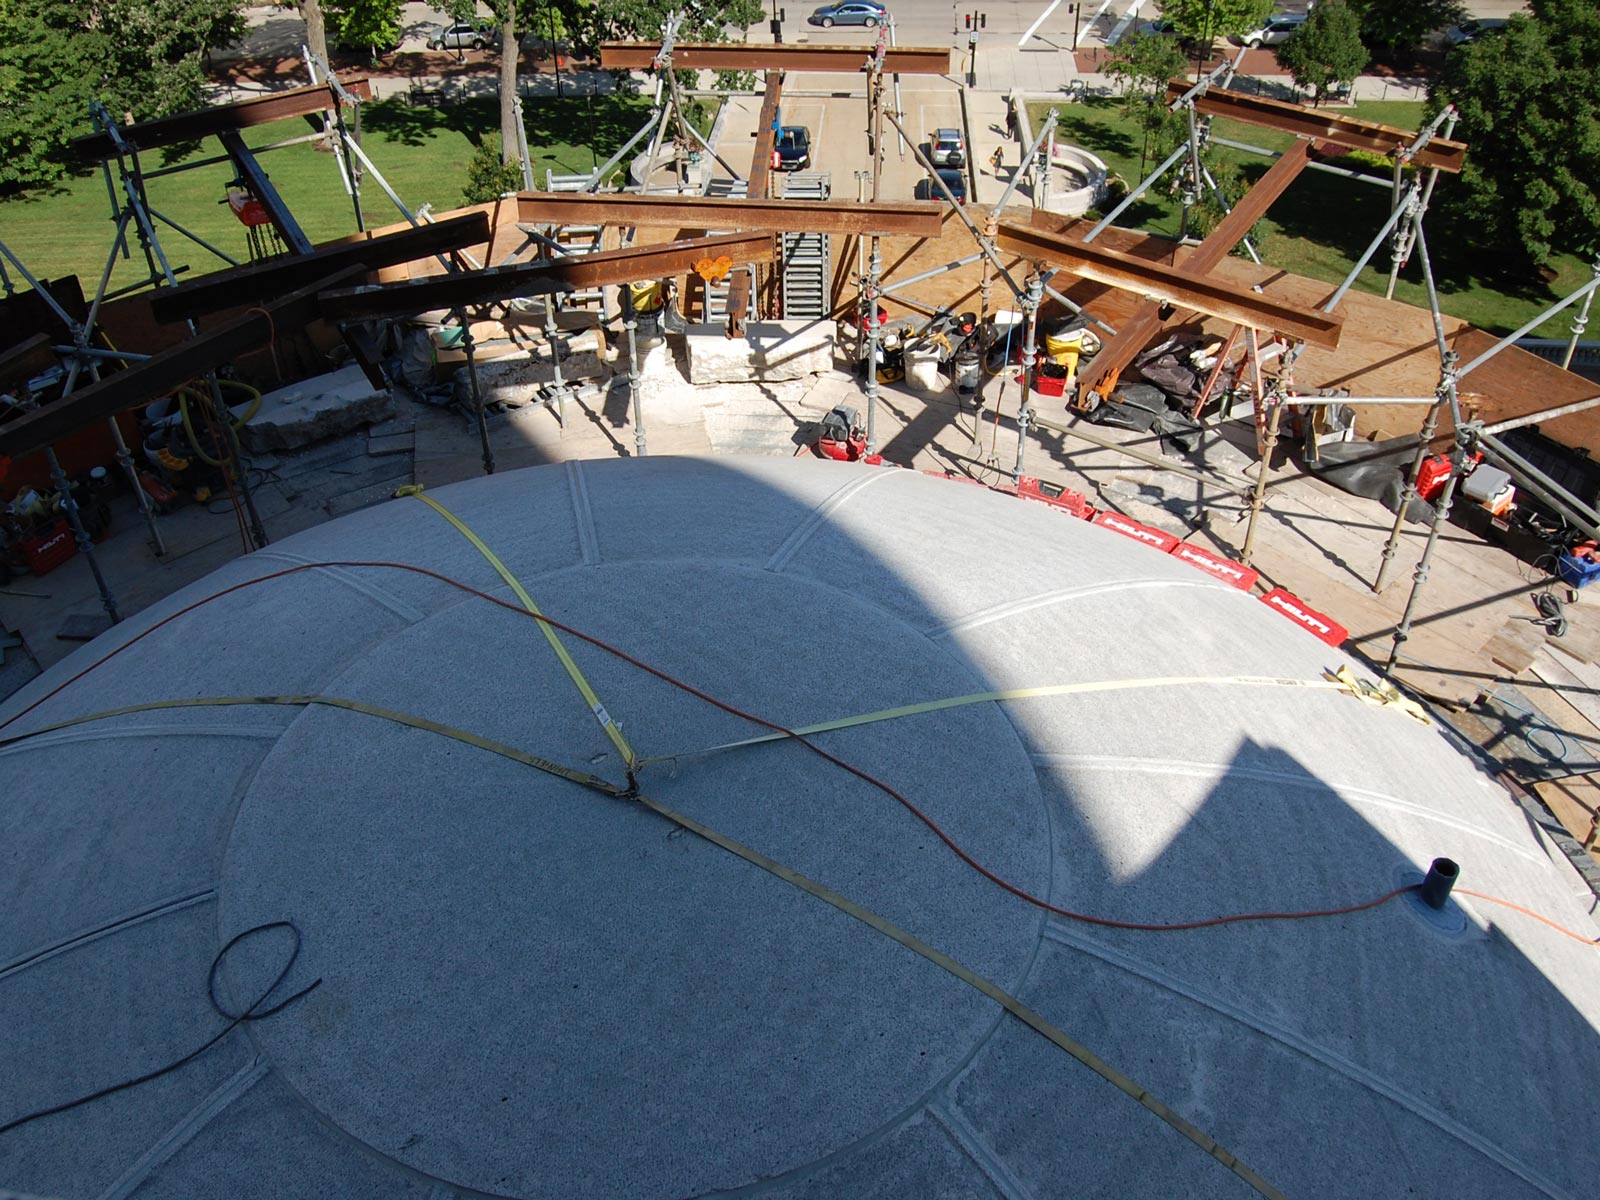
[1038,921,1577,1200]
[0,721,289,758]
[0,889,215,982]
[200,1057,520,1200]
[250,551,427,623]
[95,1057,270,1200]
[1031,754,1546,865]
[927,1099,1037,1200]
[764,469,896,573]
[926,578,1229,639]
[566,460,601,566]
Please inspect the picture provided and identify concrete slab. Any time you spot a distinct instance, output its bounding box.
[686,320,836,384]
[242,365,395,453]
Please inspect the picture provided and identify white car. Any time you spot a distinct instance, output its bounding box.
[930,129,964,168]
[1236,13,1306,48]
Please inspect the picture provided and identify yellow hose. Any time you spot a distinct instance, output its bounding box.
[177,381,261,466]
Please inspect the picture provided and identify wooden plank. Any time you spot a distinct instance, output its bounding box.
[1170,83,1467,172]
[600,42,950,74]
[1078,139,1317,393]
[0,334,58,391]
[515,192,943,237]
[729,72,785,325]
[318,233,776,321]
[996,220,1343,349]
[72,79,372,160]
[0,268,366,460]
[149,213,491,323]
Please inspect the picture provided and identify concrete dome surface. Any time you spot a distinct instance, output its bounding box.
[2,456,1597,1199]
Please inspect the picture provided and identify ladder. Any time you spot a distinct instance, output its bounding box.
[702,178,751,321]
[779,172,832,320]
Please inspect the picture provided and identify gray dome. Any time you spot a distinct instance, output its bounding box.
[2,456,1597,1199]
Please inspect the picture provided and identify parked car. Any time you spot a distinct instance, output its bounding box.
[807,2,888,29]
[428,22,500,51]
[1444,18,1509,46]
[1135,18,1177,39]
[930,128,964,168]
[1235,13,1306,48]
[915,168,967,204]
[775,126,812,170]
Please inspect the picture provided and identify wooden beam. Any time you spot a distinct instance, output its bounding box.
[729,72,785,325]
[0,334,58,391]
[149,212,491,323]
[996,220,1342,349]
[1078,139,1318,392]
[515,192,942,237]
[1168,83,1467,172]
[318,233,777,321]
[72,79,373,161]
[600,41,951,74]
[0,269,366,461]
[219,130,313,256]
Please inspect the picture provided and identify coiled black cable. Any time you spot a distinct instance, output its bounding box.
[0,921,319,1136]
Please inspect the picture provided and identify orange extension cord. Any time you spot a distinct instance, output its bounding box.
[4,559,1595,944]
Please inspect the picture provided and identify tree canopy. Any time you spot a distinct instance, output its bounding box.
[0,0,247,191]
[1276,0,1368,104]
[1159,0,1273,45]
[323,0,403,55]
[1432,0,1600,268]
[1345,0,1464,61]
[1104,31,1189,174]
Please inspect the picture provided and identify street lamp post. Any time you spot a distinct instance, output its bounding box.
[546,0,564,98]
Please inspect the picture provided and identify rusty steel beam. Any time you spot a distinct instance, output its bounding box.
[729,72,786,325]
[0,269,365,461]
[149,212,491,323]
[1079,139,1317,392]
[515,192,942,237]
[0,334,58,391]
[600,41,951,74]
[996,221,1342,349]
[1167,83,1467,172]
[318,233,776,321]
[73,80,373,161]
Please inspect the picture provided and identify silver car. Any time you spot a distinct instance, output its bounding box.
[1236,14,1306,48]
[428,22,499,51]
[930,129,964,168]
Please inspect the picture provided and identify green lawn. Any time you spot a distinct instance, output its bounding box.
[0,93,660,296]
[1029,97,1592,338]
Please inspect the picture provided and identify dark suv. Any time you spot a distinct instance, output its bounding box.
[775,126,812,170]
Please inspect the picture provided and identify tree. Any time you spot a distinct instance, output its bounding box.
[1431,1,1600,269]
[0,0,247,191]
[497,0,517,166]
[1160,0,1273,49]
[463,132,524,201]
[1104,32,1189,175]
[595,0,764,45]
[1345,0,1464,63]
[1276,0,1368,105]
[323,0,402,58]
[282,1,331,68]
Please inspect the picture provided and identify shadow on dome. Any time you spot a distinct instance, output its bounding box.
[0,454,1596,1200]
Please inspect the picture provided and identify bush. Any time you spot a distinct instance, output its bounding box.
[463,134,525,203]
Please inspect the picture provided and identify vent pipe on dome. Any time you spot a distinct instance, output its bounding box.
[1421,857,1459,910]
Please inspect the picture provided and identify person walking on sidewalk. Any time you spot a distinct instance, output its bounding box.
[989,145,1005,175]
[1004,99,1018,138]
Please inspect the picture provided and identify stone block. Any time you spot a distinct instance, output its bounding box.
[685,320,835,384]
[242,365,395,453]
[451,350,609,409]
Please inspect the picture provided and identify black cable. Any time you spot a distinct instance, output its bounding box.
[0,921,320,1137]
[1534,590,1568,638]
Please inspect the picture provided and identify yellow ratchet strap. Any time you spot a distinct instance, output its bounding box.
[0,695,624,796]
[399,486,639,771]
[645,674,1356,764]
[631,788,1289,1200]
